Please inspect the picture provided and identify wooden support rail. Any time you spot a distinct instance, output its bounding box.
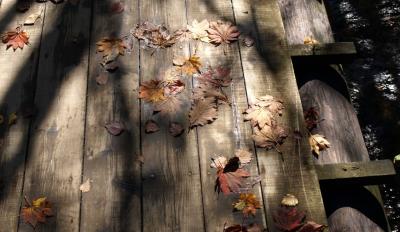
[289,42,357,63]
[315,160,396,185]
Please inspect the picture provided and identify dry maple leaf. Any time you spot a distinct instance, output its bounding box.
[197,66,232,88]
[252,122,287,150]
[189,97,218,128]
[139,80,166,103]
[244,95,284,128]
[21,197,53,228]
[309,134,330,156]
[24,12,41,26]
[173,55,202,76]
[169,122,184,137]
[304,107,319,131]
[192,83,229,104]
[163,79,185,96]
[145,120,160,133]
[96,37,126,64]
[210,155,228,169]
[233,193,261,217]
[187,19,210,43]
[132,22,178,50]
[235,149,252,165]
[207,20,240,45]
[153,95,183,115]
[1,26,29,51]
[273,206,306,232]
[215,157,250,194]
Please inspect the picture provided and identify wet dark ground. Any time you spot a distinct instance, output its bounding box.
[325,0,400,231]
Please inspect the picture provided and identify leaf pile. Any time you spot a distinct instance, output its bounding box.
[189,66,232,128]
[21,197,53,228]
[273,194,326,232]
[1,26,29,51]
[244,95,287,151]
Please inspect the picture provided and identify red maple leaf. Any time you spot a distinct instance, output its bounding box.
[273,206,306,232]
[215,157,250,194]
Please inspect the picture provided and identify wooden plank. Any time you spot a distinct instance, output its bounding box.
[231,0,329,230]
[0,1,45,231]
[79,0,141,231]
[316,160,396,185]
[18,1,91,231]
[185,1,266,231]
[278,0,334,44]
[289,42,356,57]
[139,1,204,231]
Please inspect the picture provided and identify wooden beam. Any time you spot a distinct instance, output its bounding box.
[316,160,396,185]
[289,42,357,64]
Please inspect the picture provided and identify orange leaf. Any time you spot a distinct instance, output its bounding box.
[96,37,126,64]
[139,80,166,103]
[1,27,29,51]
[21,197,53,228]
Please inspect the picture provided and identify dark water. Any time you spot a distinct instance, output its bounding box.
[325,0,400,231]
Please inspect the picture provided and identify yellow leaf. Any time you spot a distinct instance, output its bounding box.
[32,197,47,208]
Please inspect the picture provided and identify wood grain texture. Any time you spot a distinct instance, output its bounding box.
[278,0,334,44]
[231,0,328,230]
[289,42,357,57]
[0,1,45,231]
[18,1,91,231]
[185,0,267,230]
[138,1,204,231]
[316,160,396,185]
[80,0,141,231]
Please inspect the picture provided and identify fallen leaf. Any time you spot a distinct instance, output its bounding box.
[197,66,232,88]
[304,107,319,131]
[164,79,185,96]
[169,122,184,137]
[273,206,306,232]
[21,196,53,228]
[105,121,124,136]
[96,73,108,85]
[139,80,166,103]
[145,120,159,133]
[96,37,126,64]
[297,221,327,232]
[24,12,41,26]
[244,95,284,128]
[309,134,330,156]
[1,26,30,51]
[173,55,202,76]
[233,193,261,217]
[8,112,18,126]
[235,149,252,165]
[304,36,319,45]
[210,155,228,169]
[131,22,179,50]
[153,95,183,115]
[189,98,218,128]
[80,179,91,193]
[252,122,287,150]
[215,157,250,194]
[110,1,125,14]
[187,19,210,43]
[207,20,240,45]
[192,83,229,104]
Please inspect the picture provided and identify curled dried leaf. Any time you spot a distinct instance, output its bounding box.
[139,80,166,103]
[252,122,287,150]
[210,155,228,169]
[244,95,284,128]
[309,134,330,156]
[173,55,202,76]
[281,194,299,207]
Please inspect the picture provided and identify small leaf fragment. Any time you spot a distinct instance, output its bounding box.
[80,179,91,193]
[235,149,252,165]
[309,134,330,156]
[24,13,41,26]
[210,156,227,169]
[145,120,159,134]
[105,121,124,136]
[169,122,184,137]
[21,196,53,228]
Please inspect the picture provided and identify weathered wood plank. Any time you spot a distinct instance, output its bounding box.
[139,1,204,231]
[278,0,334,44]
[0,1,45,231]
[80,0,141,231]
[185,1,267,231]
[316,160,396,185]
[18,1,91,231]
[231,0,328,230]
[299,79,388,231]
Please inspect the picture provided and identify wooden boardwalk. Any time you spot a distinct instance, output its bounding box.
[0,0,328,231]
